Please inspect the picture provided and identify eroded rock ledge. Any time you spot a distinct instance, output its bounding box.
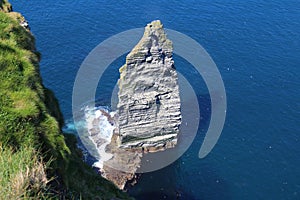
[93,20,182,189]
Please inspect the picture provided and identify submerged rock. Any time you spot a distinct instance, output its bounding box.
[117,20,181,151]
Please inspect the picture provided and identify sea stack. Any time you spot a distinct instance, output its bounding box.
[117,20,181,152]
[101,20,182,189]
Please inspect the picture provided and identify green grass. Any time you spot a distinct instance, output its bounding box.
[0,12,70,154]
[0,6,132,200]
[0,144,55,199]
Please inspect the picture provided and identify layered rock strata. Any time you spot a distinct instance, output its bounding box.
[91,20,182,189]
[117,20,181,151]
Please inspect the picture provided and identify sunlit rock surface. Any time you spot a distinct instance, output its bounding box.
[117,20,181,151]
[90,20,182,189]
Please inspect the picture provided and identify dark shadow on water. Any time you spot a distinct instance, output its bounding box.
[129,191,196,200]
[197,93,211,126]
[127,158,231,200]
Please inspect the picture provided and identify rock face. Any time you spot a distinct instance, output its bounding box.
[117,20,181,151]
[97,20,182,190]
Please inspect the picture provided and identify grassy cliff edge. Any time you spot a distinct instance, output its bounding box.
[0,1,131,199]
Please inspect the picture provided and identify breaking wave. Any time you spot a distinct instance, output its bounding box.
[64,106,116,170]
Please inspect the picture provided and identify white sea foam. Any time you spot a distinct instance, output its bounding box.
[84,106,115,170]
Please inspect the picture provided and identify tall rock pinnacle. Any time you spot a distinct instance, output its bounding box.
[117,20,182,151]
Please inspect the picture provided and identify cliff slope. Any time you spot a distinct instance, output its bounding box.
[0,1,131,199]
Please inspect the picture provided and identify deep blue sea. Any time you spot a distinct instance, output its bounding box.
[10,0,300,199]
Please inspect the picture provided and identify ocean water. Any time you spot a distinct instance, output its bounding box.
[10,0,300,199]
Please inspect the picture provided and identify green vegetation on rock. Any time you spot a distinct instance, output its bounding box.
[0,2,132,199]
